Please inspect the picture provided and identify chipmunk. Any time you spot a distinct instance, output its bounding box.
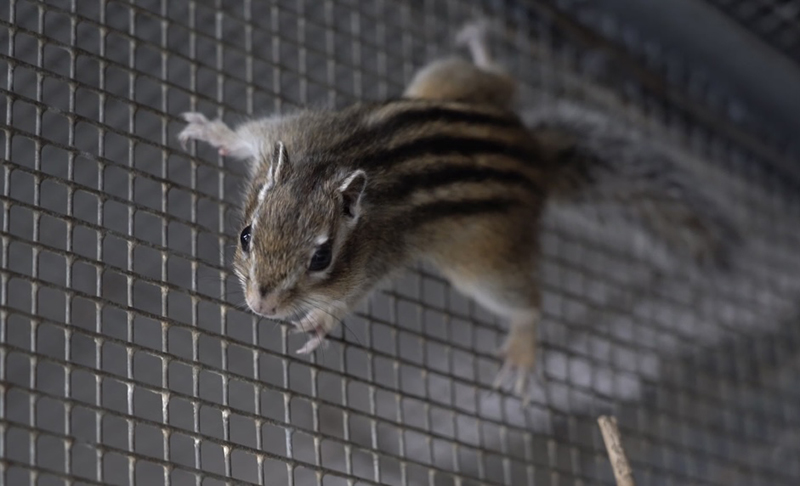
[178,23,737,402]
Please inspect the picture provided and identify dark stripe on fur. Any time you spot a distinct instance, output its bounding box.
[328,103,524,155]
[404,197,520,228]
[374,165,540,203]
[356,134,538,170]
[375,104,522,132]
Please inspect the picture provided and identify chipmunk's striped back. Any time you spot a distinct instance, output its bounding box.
[255,99,550,240]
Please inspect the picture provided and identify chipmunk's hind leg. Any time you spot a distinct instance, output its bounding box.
[493,312,540,401]
[403,20,516,109]
[427,214,542,405]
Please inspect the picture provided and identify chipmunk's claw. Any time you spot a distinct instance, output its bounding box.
[291,308,339,355]
[492,320,538,406]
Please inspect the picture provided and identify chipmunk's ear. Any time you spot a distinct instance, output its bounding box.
[337,170,367,222]
[267,141,292,187]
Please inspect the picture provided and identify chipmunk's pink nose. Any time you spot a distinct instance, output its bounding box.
[261,295,280,316]
[245,285,281,317]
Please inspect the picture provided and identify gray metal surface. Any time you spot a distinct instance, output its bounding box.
[2,0,800,485]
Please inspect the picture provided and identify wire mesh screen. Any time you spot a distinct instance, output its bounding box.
[2,0,800,485]
[706,0,800,63]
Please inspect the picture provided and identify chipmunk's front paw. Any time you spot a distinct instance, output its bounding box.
[292,308,340,355]
[178,112,236,156]
[493,321,538,405]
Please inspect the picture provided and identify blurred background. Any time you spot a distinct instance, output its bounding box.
[2,0,800,485]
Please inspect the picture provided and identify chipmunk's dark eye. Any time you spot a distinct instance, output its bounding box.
[240,225,252,252]
[308,240,333,272]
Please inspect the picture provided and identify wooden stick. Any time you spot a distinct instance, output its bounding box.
[598,415,636,486]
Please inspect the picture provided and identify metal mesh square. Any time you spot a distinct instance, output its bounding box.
[2,0,800,485]
[706,0,800,62]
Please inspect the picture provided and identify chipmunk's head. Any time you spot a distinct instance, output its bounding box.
[233,142,367,318]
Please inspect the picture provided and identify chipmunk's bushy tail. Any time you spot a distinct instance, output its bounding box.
[525,101,740,267]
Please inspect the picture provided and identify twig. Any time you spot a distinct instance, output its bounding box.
[597,415,636,486]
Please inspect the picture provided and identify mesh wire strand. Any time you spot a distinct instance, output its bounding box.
[706,0,800,63]
[2,0,800,485]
